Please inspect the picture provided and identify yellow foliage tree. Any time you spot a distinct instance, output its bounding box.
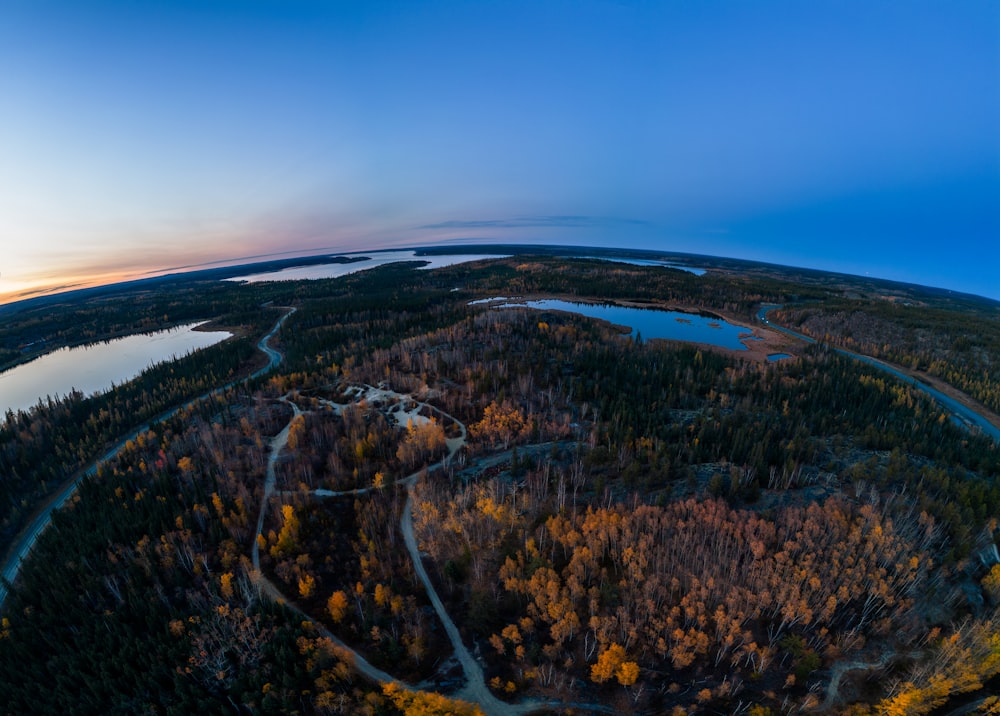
[219,572,234,600]
[271,504,299,558]
[982,564,1000,603]
[591,643,626,683]
[382,682,484,715]
[298,574,316,599]
[327,590,349,623]
[470,400,527,449]
[616,660,640,686]
[877,613,1000,716]
[396,418,447,469]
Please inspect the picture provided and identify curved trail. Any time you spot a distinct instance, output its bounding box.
[252,308,296,377]
[758,305,1000,710]
[820,651,905,711]
[251,393,477,689]
[0,307,296,608]
[400,489,515,715]
[249,395,409,689]
[251,397,302,569]
[256,389,597,715]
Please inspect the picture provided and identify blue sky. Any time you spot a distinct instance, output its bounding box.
[1,0,998,302]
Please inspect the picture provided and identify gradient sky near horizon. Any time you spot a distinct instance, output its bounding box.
[2,0,998,304]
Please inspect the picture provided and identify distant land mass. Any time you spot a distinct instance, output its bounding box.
[3,244,997,317]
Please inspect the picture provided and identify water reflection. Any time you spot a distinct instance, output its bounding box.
[484,299,753,351]
[0,322,231,417]
[226,251,508,283]
[572,256,707,275]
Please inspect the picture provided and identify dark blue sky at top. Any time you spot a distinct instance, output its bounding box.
[1,0,998,300]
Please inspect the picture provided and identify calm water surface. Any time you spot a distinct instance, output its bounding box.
[572,256,707,275]
[490,299,752,351]
[227,251,704,284]
[0,322,231,417]
[226,251,508,283]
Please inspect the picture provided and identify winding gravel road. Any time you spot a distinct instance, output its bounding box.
[757,304,1000,443]
[255,390,578,715]
[401,488,525,715]
[249,394,409,689]
[0,307,295,608]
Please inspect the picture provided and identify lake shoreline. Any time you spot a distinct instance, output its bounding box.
[0,322,232,418]
[511,293,800,363]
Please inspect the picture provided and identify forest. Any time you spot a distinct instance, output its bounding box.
[773,299,1000,416]
[0,252,998,715]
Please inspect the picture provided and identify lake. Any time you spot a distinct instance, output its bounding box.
[226,251,509,283]
[572,256,707,275]
[224,250,705,283]
[0,322,232,418]
[487,299,753,351]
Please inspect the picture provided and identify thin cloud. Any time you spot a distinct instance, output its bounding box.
[416,236,501,244]
[14,283,85,298]
[418,215,650,230]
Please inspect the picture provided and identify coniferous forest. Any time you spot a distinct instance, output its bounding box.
[1,251,998,715]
